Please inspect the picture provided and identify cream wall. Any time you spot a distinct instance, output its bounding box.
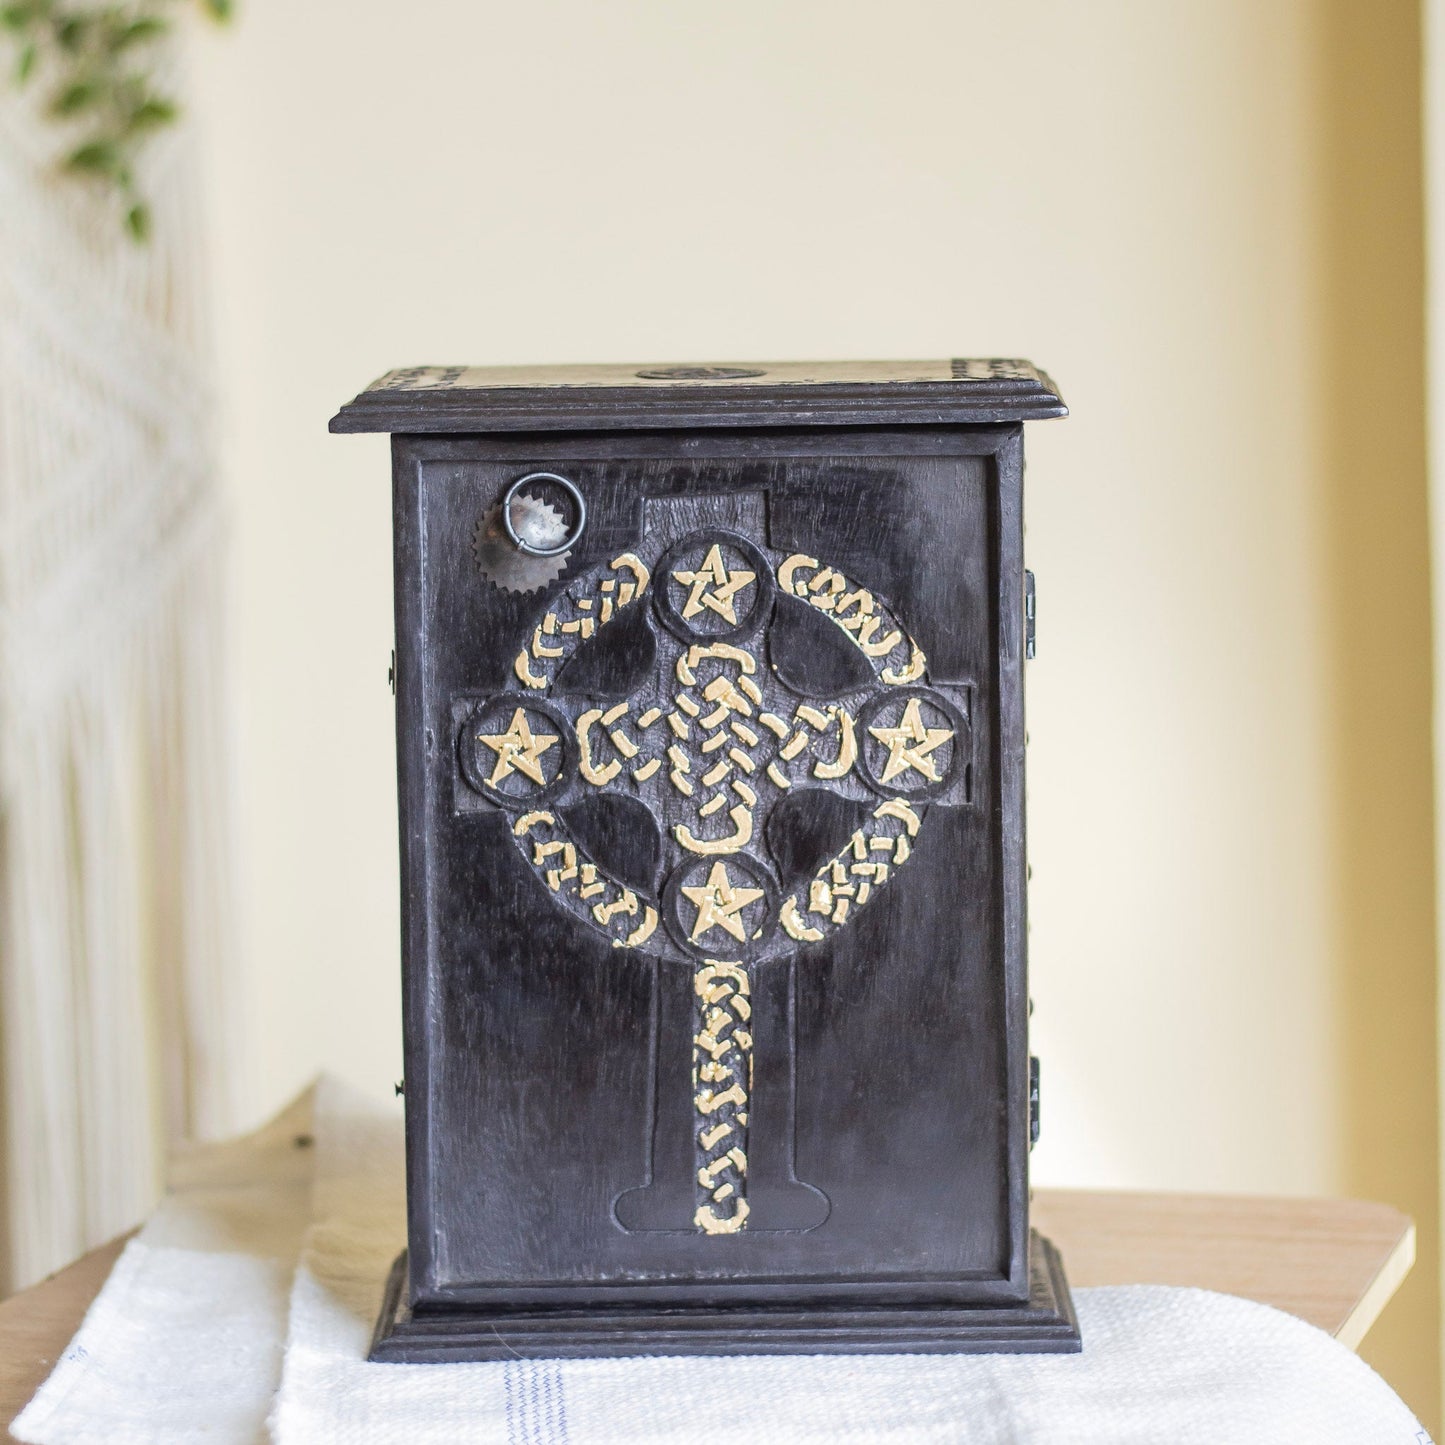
[189,0,1438,1425]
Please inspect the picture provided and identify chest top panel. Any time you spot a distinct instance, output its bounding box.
[330,359,1066,434]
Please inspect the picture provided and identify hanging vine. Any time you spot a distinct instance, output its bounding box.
[0,1,231,240]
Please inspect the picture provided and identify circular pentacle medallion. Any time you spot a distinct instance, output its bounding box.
[856,687,967,802]
[654,531,774,642]
[458,695,577,807]
[634,366,766,381]
[662,852,778,960]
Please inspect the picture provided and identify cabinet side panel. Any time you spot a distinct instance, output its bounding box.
[994,429,1030,1292]
[392,436,437,1297]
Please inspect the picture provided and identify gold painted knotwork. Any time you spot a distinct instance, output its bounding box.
[881,645,927,686]
[776,552,925,686]
[625,913,660,948]
[760,703,858,792]
[576,707,625,785]
[514,552,651,690]
[676,641,756,689]
[780,798,923,941]
[665,643,768,854]
[693,960,752,1234]
[811,708,857,780]
[675,806,753,856]
[780,896,823,942]
[512,810,658,950]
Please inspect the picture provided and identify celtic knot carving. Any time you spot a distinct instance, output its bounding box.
[456,495,973,1233]
[692,961,752,1233]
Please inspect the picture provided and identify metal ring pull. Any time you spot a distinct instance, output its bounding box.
[502,473,587,557]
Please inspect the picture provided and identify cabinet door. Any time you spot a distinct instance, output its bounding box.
[392,427,1029,1308]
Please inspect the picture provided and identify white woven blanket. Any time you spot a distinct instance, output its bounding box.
[13,1078,1429,1445]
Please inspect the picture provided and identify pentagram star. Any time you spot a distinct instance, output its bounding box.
[478,708,559,787]
[867,697,953,785]
[681,861,765,945]
[672,545,756,625]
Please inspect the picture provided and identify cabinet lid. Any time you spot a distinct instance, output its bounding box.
[330,359,1066,434]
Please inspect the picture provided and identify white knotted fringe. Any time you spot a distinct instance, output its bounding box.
[0,45,239,1290]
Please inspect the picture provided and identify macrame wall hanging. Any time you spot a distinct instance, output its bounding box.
[0,49,239,1290]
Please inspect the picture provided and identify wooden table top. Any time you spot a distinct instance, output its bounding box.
[0,1188,1414,1432]
[1032,1188,1415,1350]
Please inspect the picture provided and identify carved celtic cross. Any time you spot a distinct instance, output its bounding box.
[455,493,971,1235]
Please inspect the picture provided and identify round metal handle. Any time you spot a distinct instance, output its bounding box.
[502,473,587,557]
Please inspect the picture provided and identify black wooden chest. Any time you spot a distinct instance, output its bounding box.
[331,360,1080,1358]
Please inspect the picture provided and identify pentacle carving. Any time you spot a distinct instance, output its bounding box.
[654,532,772,641]
[857,688,968,801]
[457,494,973,1235]
[458,696,576,806]
[634,366,767,381]
[664,854,777,957]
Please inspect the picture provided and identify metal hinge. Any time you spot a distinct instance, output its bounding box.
[1025,571,1036,660]
[1029,1055,1041,1146]
[388,649,396,695]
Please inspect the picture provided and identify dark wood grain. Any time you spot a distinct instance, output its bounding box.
[351,362,1076,1357]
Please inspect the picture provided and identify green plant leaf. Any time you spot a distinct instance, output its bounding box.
[125,95,176,130]
[55,15,90,52]
[112,15,167,50]
[2,0,228,242]
[50,78,100,114]
[65,138,122,175]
